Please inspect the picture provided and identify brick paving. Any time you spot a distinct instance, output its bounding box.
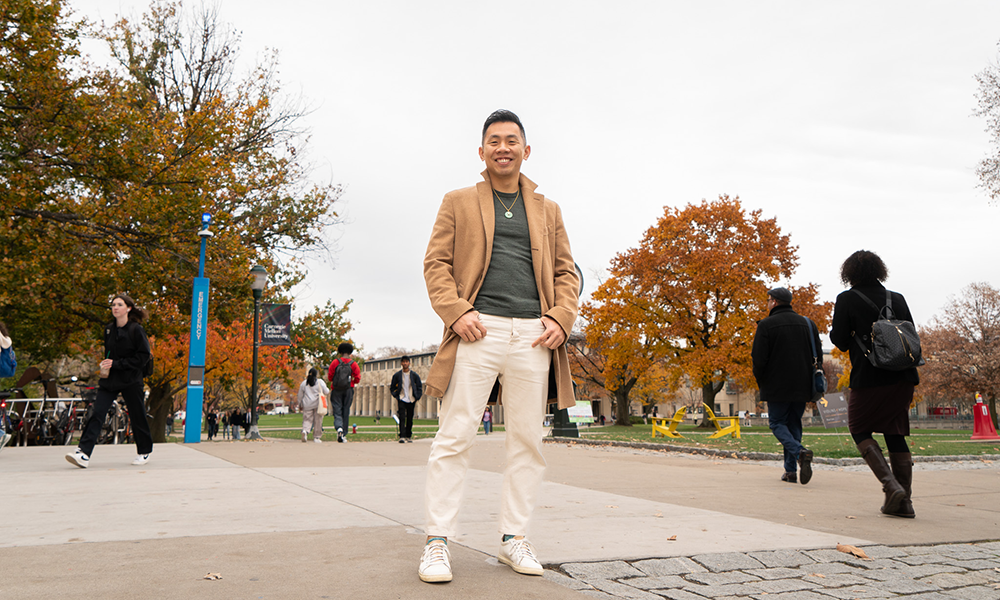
[545,542,1000,599]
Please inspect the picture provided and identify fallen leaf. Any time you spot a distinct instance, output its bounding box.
[957,504,965,506]
[919,447,925,450]
[667,535,677,541]
[807,573,826,578]
[846,516,856,519]
[606,505,618,509]
[836,543,869,559]
[204,573,222,581]
[798,514,805,517]
[654,512,663,518]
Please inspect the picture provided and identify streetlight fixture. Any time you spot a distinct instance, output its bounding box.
[247,264,267,441]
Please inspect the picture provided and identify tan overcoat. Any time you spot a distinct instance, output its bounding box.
[423,170,579,409]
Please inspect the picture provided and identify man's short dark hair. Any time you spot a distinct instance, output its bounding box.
[400,355,410,362]
[840,250,888,287]
[482,109,526,144]
[337,342,354,355]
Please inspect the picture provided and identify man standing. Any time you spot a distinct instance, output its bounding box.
[206,410,218,441]
[327,342,361,443]
[390,355,423,443]
[419,110,579,583]
[751,287,822,485]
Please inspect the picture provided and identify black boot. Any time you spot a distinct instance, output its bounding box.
[857,439,905,516]
[888,452,915,518]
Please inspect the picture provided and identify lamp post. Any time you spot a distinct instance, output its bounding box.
[247,264,267,441]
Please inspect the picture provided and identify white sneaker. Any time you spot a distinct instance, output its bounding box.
[418,540,452,583]
[131,454,150,466]
[301,431,308,443]
[314,438,322,444]
[66,449,89,469]
[498,536,543,575]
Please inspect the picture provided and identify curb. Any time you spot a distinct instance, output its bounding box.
[544,436,999,465]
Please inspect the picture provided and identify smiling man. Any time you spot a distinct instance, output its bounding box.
[419,110,579,583]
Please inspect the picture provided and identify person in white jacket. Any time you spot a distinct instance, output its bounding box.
[296,368,330,443]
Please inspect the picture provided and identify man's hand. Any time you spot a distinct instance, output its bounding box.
[532,316,566,349]
[452,311,486,342]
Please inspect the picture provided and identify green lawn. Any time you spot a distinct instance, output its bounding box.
[206,415,999,459]
[577,424,1000,459]
[252,414,502,443]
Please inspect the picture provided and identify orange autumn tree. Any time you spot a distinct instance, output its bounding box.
[204,320,291,413]
[576,275,675,426]
[1,1,343,363]
[583,195,832,427]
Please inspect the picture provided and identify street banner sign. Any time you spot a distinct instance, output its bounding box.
[261,303,291,346]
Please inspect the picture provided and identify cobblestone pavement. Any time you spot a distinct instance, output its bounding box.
[544,542,1000,600]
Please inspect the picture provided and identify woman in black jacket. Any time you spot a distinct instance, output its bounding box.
[829,250,918,518]
[66,294,154,468]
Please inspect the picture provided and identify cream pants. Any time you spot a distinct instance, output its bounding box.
[301,406,323,440]
[424,314,550,538]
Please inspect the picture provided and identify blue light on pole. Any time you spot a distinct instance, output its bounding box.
[184,214,213,443]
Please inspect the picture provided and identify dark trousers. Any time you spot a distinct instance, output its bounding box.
[397,399,415,439]
[767,401,805,473]
[331,387,354,434]
[79,382,153,457]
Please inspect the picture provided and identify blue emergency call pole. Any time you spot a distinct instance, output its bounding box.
[184,212,213,443]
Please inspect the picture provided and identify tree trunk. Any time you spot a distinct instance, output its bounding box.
[698,381,725,428]
[614,387,632,426]
[146,383,174,443]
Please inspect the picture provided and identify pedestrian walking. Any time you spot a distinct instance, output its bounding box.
[66,294,154,468]
[751,286,821,485]
[297,368,329,443]
[390,355,422,443]
[482,407,492,435]
[830,250,919,518]
[327,343,360,443]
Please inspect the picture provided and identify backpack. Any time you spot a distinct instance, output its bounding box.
[331,359,353,391]
[132,328,153,379]
[851,290,924,371]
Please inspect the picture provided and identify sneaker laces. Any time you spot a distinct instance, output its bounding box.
[506,538,538,564]
[421,542,450,569]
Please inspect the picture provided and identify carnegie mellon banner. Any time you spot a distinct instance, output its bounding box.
[261,303,291,346]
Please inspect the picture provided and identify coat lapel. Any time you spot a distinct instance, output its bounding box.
[477,172,495,270]
[519,174,548,312]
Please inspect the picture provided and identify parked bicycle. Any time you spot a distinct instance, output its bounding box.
[0,387,22,454]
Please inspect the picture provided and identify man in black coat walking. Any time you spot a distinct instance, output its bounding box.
[751,287,822,485]
[390,355,423,443]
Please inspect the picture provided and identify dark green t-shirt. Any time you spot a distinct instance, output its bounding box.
[473,189,541,318]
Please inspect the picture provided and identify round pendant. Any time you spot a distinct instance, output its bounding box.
[504,211,513,219]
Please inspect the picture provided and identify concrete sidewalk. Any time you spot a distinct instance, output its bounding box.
[1,434,997,599]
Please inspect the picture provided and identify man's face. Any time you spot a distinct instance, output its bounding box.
[479,121,530,181]
[401,359,410,372]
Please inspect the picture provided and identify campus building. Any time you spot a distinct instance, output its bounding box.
[348,351,514,424]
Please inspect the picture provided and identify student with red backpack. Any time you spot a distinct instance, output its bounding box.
[327,342,360,443]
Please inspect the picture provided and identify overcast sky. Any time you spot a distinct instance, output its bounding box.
[73,0,1000,353]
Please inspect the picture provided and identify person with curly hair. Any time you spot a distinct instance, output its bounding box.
[830,250,919,518]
